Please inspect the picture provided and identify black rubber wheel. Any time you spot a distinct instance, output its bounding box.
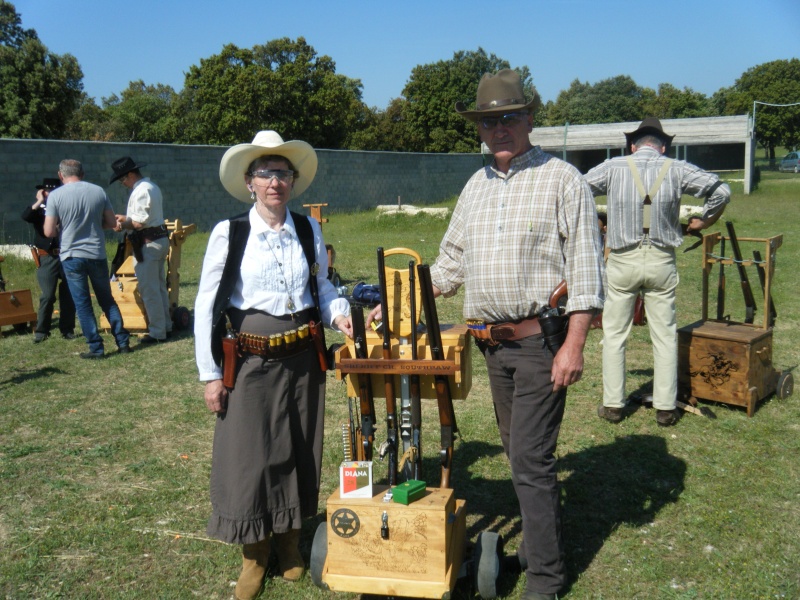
[13,322,29,334]
[777,371,794,399]
[474,531,503,599]
[172,306,191,330]
[330,271,341,287]
[309,522,328,589]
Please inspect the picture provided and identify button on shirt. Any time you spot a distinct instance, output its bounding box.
[583,146,731,250]
[194,208,349,380]
[429,146,605,323]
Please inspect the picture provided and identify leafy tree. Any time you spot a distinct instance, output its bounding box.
[174,37,365,148]
[400,48,539,153]
[102,80,179,142]
[347,98,416,151]
[643,83,715,119]
[0,1,83,138]
[544,75,646,126]
[722,59,800,158]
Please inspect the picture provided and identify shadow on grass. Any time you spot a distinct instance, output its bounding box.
[559,434,686,593]
[0,366,65,392]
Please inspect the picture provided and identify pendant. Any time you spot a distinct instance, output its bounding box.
[287,298,296,312]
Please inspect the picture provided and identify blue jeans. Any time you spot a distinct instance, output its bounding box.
[62,257,129,354]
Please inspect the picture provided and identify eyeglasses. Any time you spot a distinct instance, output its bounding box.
[250,169,295,183]
[479,112,529,130]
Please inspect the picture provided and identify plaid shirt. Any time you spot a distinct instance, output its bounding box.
[429,146,605,323]
[583,146,731,250]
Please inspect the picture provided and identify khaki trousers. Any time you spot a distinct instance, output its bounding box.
[602,242,678,411]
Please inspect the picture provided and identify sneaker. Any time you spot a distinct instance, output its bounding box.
[33,332,49,343]
[597,405,624,423]
[117,345,133,354]
[657,409,679,427]
[61,332,76,340]
[80,351,105,359]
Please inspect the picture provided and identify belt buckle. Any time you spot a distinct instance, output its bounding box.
[466,319,487,330]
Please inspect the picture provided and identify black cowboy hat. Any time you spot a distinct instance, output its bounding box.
[109,156,147,184]
[624,117,675,150]
[35,177,61,191]
[455,69,537,121]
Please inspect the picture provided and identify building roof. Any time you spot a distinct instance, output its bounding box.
[530,115,751,151]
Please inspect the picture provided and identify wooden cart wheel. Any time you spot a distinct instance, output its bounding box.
[474,531,503,599]
[13,322,29,334]
[309,522,328,589]
[777,371,794,399]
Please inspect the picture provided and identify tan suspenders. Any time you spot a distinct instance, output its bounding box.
[625,156,673,231]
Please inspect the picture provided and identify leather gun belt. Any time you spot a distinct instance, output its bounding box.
[466,316,542,346]
[237,325,312,360]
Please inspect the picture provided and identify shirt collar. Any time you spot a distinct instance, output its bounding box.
[248,206,297,237]
[489,145,544,177]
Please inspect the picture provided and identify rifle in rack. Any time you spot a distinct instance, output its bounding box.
[752,249,777,327]
[376,247,399,485]
[716,236,726,321]
[408,261,423,480]
[351,305,375,460]
[725,222,756,324]
[417,264,458,489]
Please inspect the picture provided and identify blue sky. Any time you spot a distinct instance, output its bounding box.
[13,0,800,110]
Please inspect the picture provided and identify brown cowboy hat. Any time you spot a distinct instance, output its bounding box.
[624,117,675,149]
[109,156,147,184]
[455,69,536,121]
[35,177,61,191]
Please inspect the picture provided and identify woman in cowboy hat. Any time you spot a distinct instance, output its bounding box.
[194,131,352,599]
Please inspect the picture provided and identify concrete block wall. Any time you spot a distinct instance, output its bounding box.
[0,139,482,245]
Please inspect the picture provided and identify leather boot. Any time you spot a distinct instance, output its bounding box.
[234,537,271,600]
[274,529,305,582]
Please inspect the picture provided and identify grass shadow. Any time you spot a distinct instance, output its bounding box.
[0,366,66,392]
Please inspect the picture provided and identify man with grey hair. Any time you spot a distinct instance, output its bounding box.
[584,117,730,426]
[44,159,131,358]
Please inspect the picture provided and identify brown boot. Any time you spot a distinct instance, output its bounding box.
[274,529,305,582]
[234,537,271,600]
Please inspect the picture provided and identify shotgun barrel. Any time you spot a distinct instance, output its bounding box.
[725,222,756,324]
[351,306,375,460]
[376,248,398,485]
[408,261,423,481]
[716,236,726,321]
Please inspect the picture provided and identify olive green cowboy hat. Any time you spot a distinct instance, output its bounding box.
[219,130,318,204]
[455,69,537,121]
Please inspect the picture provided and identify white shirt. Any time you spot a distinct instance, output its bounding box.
[194,207,349,381]
[127,177,164,227]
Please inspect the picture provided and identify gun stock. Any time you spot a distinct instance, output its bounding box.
[417,264,457,489]
[725,222,756,324]
[351,306,375,460]
[376,248,398,485]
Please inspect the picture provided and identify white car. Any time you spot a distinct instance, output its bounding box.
[779,151,800,173]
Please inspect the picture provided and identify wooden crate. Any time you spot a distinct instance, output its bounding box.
[322,485,466,598]
[678,320,777,417]
[334,324,472,400]
[0,289,37,332]
[100,259,149,331]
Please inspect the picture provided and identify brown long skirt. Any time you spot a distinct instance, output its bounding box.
[206,308,326,545]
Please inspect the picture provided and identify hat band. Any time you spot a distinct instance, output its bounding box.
[477,97,524,111]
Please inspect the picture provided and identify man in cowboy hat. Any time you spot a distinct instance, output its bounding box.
[44,159,131,358]
[584,118,730,426]
[21,177,76,343]
[372,69,605,600]
[110,156,171,344]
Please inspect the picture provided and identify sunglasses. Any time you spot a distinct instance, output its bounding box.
[479,112,529,130]
[250,169,295,183]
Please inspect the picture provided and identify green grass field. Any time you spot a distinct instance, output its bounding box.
[1,170,799,599]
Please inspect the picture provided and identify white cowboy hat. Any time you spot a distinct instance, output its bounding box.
[219,130,318,203]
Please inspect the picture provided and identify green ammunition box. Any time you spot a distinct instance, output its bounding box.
[392,479,427,505]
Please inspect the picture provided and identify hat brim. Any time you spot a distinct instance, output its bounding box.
[109,162,147,184]
[455,98,537,121]
[219,138,318,204]
[624,127,675,148]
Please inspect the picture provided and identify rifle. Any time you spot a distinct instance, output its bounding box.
[376,248,398,485]
[351,304,375,460]
[417,264,458,489]
[408,261,423,481]
[725,222,756,324]
[752,250,777,327]
[716,236,726,321]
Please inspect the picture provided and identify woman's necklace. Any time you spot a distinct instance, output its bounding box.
[266,230,296,313]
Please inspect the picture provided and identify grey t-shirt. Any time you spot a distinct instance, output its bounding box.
[45,181,113,260]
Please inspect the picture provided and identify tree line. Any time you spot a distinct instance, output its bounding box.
[2,1,798,158]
